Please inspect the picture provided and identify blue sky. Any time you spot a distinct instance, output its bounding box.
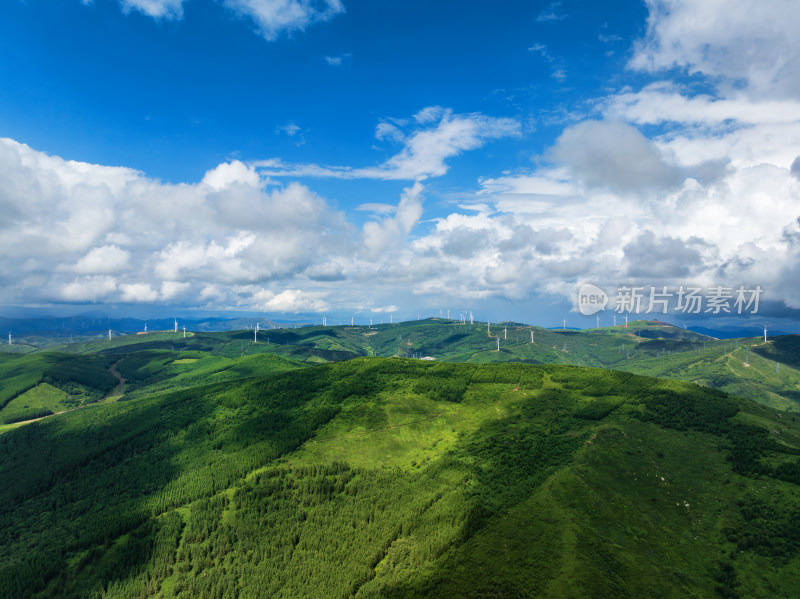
[1,0,799,329]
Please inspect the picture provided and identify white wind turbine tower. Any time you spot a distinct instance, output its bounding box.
[7,332,11,345]
[563,317,566,330]
[613,315,616,326]
[504,326,507,340]
[487,321,490,335]
[763,324,768,343]
[144,323,148,333]
[254,322,259,343]
[174,319,178,333]
[183,326,186,339]
[496,337,500,351]
[470,312,474,325]
[108,329,112,341]
[390,314,393,324]
[530,329,534,343]
[596,315,600,328]
[624,315,628,328]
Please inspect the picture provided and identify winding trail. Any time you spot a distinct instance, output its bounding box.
[107,361,126,398]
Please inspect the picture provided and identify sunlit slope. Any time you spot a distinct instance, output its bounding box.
[113,349,306,398]
[0,352,118,425]
[617,337,800,412]
[2,359,800,598]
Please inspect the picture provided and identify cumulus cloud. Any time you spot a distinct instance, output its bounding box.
[550,120,685,194]
[72,245,131,275]
[0,138,348,309]
[623,231,706,278]
[60,276,118,302]
[119,282,160,303]
[362,182,424,257]
[630,0,800,98]
[255,288,329,312]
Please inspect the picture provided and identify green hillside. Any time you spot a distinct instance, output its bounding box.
[5,320,796,413]
[0,352,119,426]
[2,359,800,598]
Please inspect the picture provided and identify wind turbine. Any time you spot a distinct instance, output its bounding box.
[487,321,490,335]
[144,323,148,333]
[183,326,186,339]
[613,315,617,327]
[496,337,500,351]
[763,324,768,343]
[530,329,534,343]
[108,329,111,341]
[624,315,628,328]
[596,315,600,328]
[563,317,566,330]
[174,319,178,333]
[7,332,10,346]
[351,316,354,326]
[504,326,507,340]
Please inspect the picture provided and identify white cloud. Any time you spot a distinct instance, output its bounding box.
[257,108,520,181]
[630,0,800,98]
[160,280,191,300]
[361,182,424,257]
[60,276,118,302]
[117,0,184,19]
[255,288,329,312]
[375,122,404,143]
[119,283,160,303]
[550,120,685,194]
[0,139,348,308]
[72,245,131,275]
[223,0,345,41]
[356,203,396,214]
[536,1,566,22]
[201,160,261,191]
[371,305,398,314]
[606,86,800,127]
[324,52,351,66]
[106,0,344,39]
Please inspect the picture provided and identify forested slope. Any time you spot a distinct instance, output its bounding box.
[2,359,800,598]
